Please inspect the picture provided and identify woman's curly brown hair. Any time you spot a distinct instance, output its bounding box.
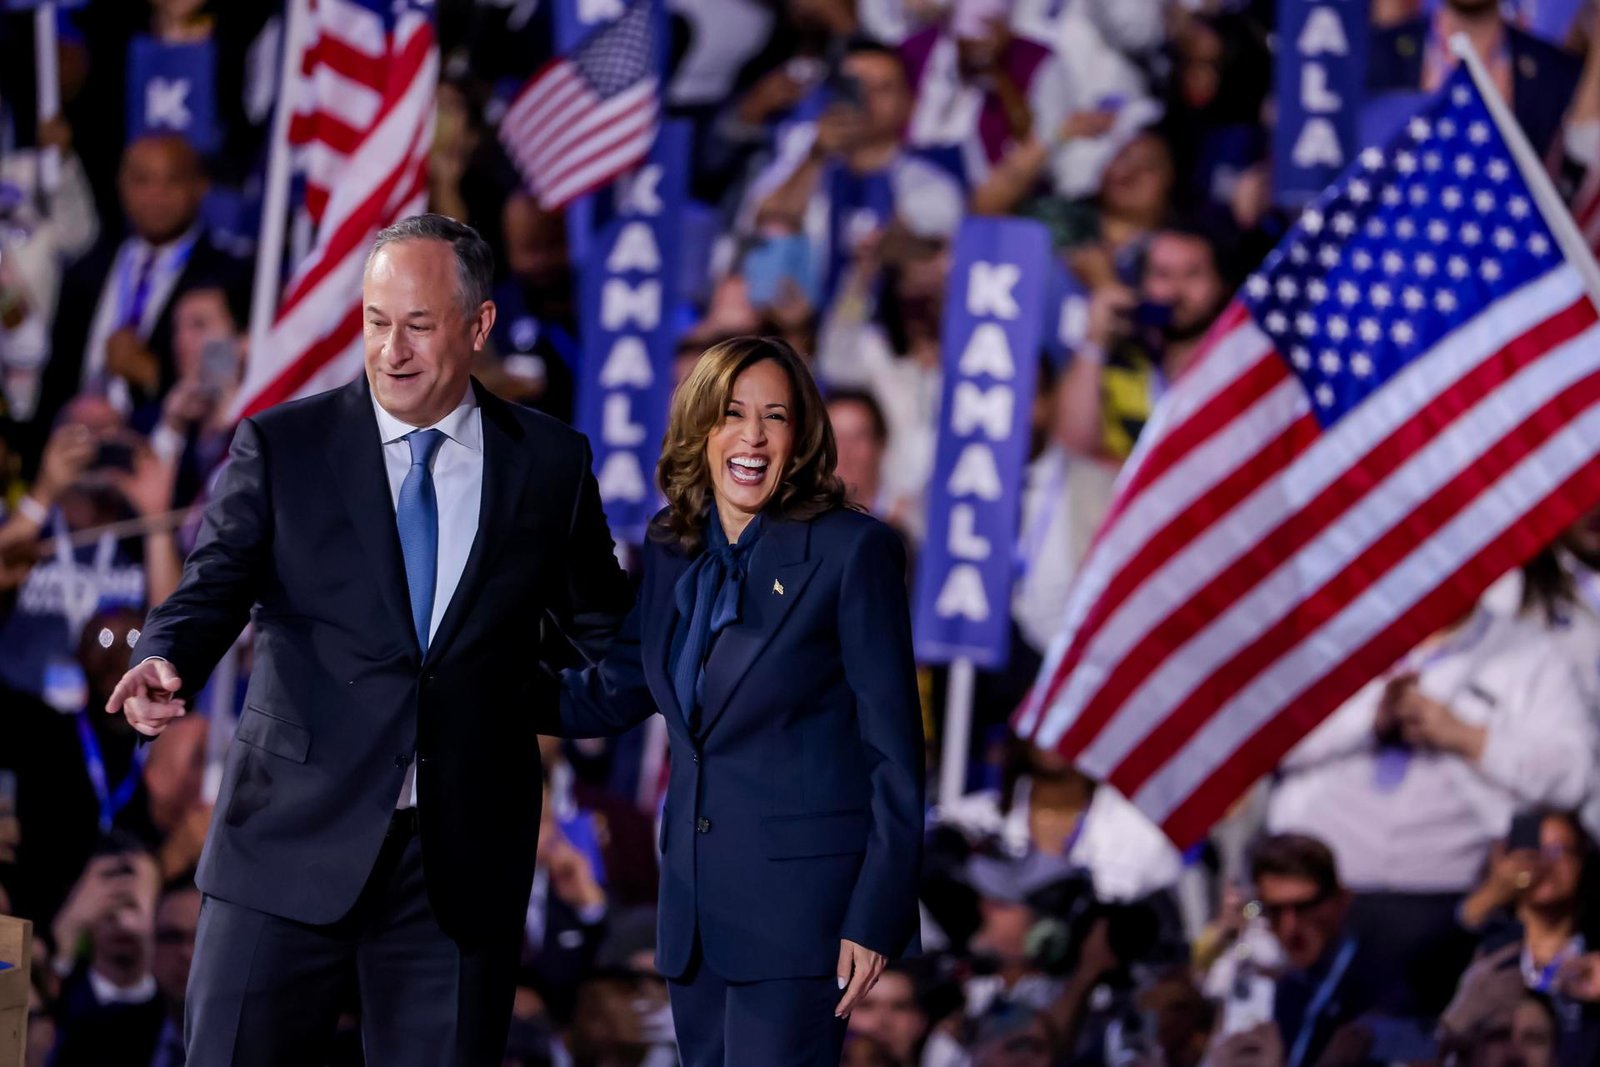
[651,336,847,553]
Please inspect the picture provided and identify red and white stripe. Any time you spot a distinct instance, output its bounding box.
[233,0,437,419]
[1014,263,1600,847]
[501,62,658,212]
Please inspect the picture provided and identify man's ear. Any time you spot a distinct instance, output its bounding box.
[474,300,498,350]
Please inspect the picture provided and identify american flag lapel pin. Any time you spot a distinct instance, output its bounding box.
[773,579,784,596]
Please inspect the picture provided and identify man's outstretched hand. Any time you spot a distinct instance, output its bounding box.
[106,658,187,737]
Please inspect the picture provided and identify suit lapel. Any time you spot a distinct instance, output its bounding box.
[643,544,690,731]
[327,378,418,658]
[424,382,534,667]
[697,516,820,737]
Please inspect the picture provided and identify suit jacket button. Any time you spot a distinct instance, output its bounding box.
[691,752,700,763]
[696,817,711,834]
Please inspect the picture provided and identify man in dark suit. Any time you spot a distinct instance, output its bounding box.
[1368,0,1581,158]
[105,213,632,1065]
[33,133,243,451]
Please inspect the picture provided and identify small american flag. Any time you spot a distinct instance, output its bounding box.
[234,0,438,419]
[1013,61,1600,848]
[499,0,660,212]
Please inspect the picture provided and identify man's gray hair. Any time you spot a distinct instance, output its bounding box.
[368,213,494,312]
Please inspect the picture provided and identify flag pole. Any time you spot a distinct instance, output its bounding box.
[33,1,60,195]
[247,0,312,396]
[939,658,975,805]
[1450,33,1600,304]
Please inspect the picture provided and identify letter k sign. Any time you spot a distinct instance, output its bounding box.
[146,77,193,130]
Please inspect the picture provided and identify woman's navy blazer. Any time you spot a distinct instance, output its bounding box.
[556,507,925,982]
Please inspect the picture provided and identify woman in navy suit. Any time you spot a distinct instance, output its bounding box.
[552,336,925,1065]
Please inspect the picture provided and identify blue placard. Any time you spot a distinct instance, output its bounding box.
[912,217,1052,668]
[3,0,88,9]
[575,121,689,544]
[1273,0,1368,208]
[126,34,220,155]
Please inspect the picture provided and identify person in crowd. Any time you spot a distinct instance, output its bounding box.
[538,735,659,910]
[1467,990,1562,1067]
[688,0,865,200]
[966,998,1058,1067]
[1369,0,1582,157]
[975,128,1176,294]
[1056,221,1230,463]
[0,394,179,696]
[753,40,964,307]
[553,336,924,1063]
[1457,809,1600,1063]
[142,713,210,885]
[1161,10,1272,217]
[897,0,1070,191]
[484,193,577,422]
[148,879,201,1067]
[1,606,155,928]
[1268,553,1599,1012]
[428,75,517,266]
[1245,834,1404,1066]
[1009,0,1167,200]
[523,778,611,1026]
[47,832,165,1067]
[814,225,950,540]
[937,741,1182,906]
[0,418,94,609]
[36,134,242,444]
[847,962,932,1066]
[153,280,246,510]
[1008,365,1120,670]
[826,387,905,524]
[1443,951,1565,1067]
[0,105,99,422]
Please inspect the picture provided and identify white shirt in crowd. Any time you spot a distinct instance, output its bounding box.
[938,775,1183,903]
[0,149,98,418]
[1267,572,1600,894]
[372,387,483,808]
[1011,447,1117,654]
[81,224,202,410]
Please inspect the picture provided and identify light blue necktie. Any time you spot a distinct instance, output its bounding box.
[396,429,446,652]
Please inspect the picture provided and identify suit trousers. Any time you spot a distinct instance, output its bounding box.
[667,937,848,1067]
[184,811,521,1066]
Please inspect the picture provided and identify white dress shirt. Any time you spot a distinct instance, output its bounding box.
[937,776,1183,902]
[82,226,201,410]
[371,387,484,807]
[1268,583,1600,894]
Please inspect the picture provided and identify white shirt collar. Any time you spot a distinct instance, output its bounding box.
[88,968,158,1006]
[126,221,203,264]
[371,383,481,452]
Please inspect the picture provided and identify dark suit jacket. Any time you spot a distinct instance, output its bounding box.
[1367,19,1581,158]
[34,230,243,447]
[557,508,925,982]
[135,376,631,945]
[50,965,165,1067]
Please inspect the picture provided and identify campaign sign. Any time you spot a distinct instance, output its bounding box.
[1273,0,1368,207]
[126,34,220,155]
[575,121,689,543]
[913,216,1052,667]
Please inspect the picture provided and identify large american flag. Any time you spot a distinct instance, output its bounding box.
[233,0,438,419]
[498,0,660,212]
[1013,65,1600,848]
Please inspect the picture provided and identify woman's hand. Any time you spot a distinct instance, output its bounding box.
[835,939,885,1017]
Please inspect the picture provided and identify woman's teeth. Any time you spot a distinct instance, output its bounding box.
[728,457,768,485]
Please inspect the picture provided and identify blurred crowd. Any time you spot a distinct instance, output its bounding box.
[6,0,1600,1064]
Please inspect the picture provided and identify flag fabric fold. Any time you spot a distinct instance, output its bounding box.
[1015,63,1600,848]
